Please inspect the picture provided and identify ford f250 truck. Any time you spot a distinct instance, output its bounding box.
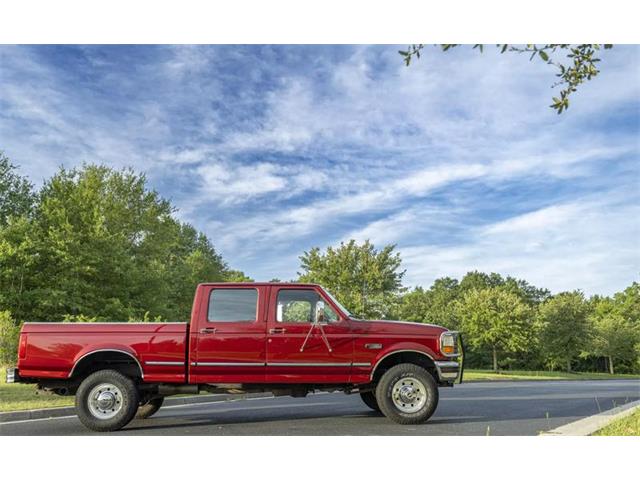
[6,282,463,431]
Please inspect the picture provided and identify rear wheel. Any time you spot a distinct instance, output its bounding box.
[375,363,439,425]
[75,369,139,432]
[136,397,164,419]
[360,391,381,412]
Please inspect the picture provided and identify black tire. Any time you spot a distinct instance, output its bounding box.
[375,363,439,425]
[360,391,381,412]
[75,369,139,432]
[136,397,164,419]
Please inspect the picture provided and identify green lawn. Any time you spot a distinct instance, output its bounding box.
[593,408,640,436]
[464,369,640,382]
[0,367,74,412]
[2,366,639,412]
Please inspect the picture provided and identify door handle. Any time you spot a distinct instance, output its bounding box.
[269,327,286,334]
[199,327,217,334]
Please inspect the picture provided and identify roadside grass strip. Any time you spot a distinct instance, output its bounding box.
[541,399,640,436]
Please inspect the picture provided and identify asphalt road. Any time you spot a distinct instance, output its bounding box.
[2,379,638,435]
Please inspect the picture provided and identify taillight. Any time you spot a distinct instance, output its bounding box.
[18,334,27,359]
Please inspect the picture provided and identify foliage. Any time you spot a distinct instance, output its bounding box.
[454,288,534,372]
[538,291,591,372]
[0,162,248,328]
[588,294,640,374]
[0,311,20,365]
[398,44,613,114]
[0,152,35,227]
[298,240,405,318]
[224,269,255,282]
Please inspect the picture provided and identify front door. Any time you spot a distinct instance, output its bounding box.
[191,285,267,383]
[266,286,353,383]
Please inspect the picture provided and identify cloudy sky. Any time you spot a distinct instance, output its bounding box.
[1,45,638,295]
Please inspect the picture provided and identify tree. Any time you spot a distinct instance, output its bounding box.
[0,164,241,324]
[538,291,591,372]
[224,269,255,282]
[589,302,638,374]
[395,277,460,329]
[587,284,640,374]
[399,44,613,114]
[0,152,35,226]
[455,287,534,372]
[298,240,405,318]
[0,310,20,365]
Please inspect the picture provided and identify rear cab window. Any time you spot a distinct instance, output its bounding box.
[208,288,258,322]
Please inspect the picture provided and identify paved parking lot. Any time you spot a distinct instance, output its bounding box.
[2,379,638,435]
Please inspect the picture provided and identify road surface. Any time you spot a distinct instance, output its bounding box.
[2,379,638,435]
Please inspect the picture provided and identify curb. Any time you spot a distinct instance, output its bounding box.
[540,399,640,436]
[0,392,274,423]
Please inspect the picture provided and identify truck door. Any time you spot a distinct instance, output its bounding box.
[265,286,353,383]
[190,285,267,383]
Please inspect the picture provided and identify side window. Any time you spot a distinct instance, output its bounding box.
[208,289,258,322]
[276,289,338,323]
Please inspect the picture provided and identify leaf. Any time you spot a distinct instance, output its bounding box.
[539,50,549,62]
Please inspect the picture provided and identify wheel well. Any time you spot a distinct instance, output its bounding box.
[371,351,436,384]
[70,350,143,382]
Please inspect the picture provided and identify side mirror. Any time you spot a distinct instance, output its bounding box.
[315,301,326,323]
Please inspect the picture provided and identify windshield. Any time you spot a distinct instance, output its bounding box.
[321,287,353,317]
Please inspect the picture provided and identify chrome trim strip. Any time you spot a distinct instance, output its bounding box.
[193,362,265,367]
[144,361,185,366]
[267,362,352,367]
[369,349,436,381]
[190,361,370,368]
[68,349,144,379]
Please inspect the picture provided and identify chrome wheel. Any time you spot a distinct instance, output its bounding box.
[391,376,427,413]
[87,383,123,420]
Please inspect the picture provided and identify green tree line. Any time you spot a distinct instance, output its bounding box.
[299,241,640,374]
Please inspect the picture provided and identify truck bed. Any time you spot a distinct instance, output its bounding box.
[18,322,188,383]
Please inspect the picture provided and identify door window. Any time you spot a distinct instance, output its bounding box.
[276,289,338,323]
[208,288,258,322]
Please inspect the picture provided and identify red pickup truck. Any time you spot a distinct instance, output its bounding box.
[7,282,462,431]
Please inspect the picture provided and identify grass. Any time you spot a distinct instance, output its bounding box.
[1,365,639,412]
[464,369,640,382]
[0,366,73,412]
[593,408,640,436]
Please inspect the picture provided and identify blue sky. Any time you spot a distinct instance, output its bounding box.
[1,45,639,295]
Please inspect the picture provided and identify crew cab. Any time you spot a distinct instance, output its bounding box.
[7,283,462,431]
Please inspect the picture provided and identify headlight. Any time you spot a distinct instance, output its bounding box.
[440,331,459,356]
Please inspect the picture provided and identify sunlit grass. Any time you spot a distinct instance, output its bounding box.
[593,408,640,436]
[464,369,640,382]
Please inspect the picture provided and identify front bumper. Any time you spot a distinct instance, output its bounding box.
[5,367,21,383]
[434,361,461,383]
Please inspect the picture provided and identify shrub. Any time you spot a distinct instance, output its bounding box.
[0,311,20,365]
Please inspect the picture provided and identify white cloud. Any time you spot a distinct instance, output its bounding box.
[401,195,640,296]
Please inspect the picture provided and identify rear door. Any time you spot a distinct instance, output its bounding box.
[190,285,267,383]
[265,286,353,383]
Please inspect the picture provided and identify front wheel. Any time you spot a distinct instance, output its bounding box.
[75,369,139,432]
[375,363,439,425]
[136,397,164,419]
